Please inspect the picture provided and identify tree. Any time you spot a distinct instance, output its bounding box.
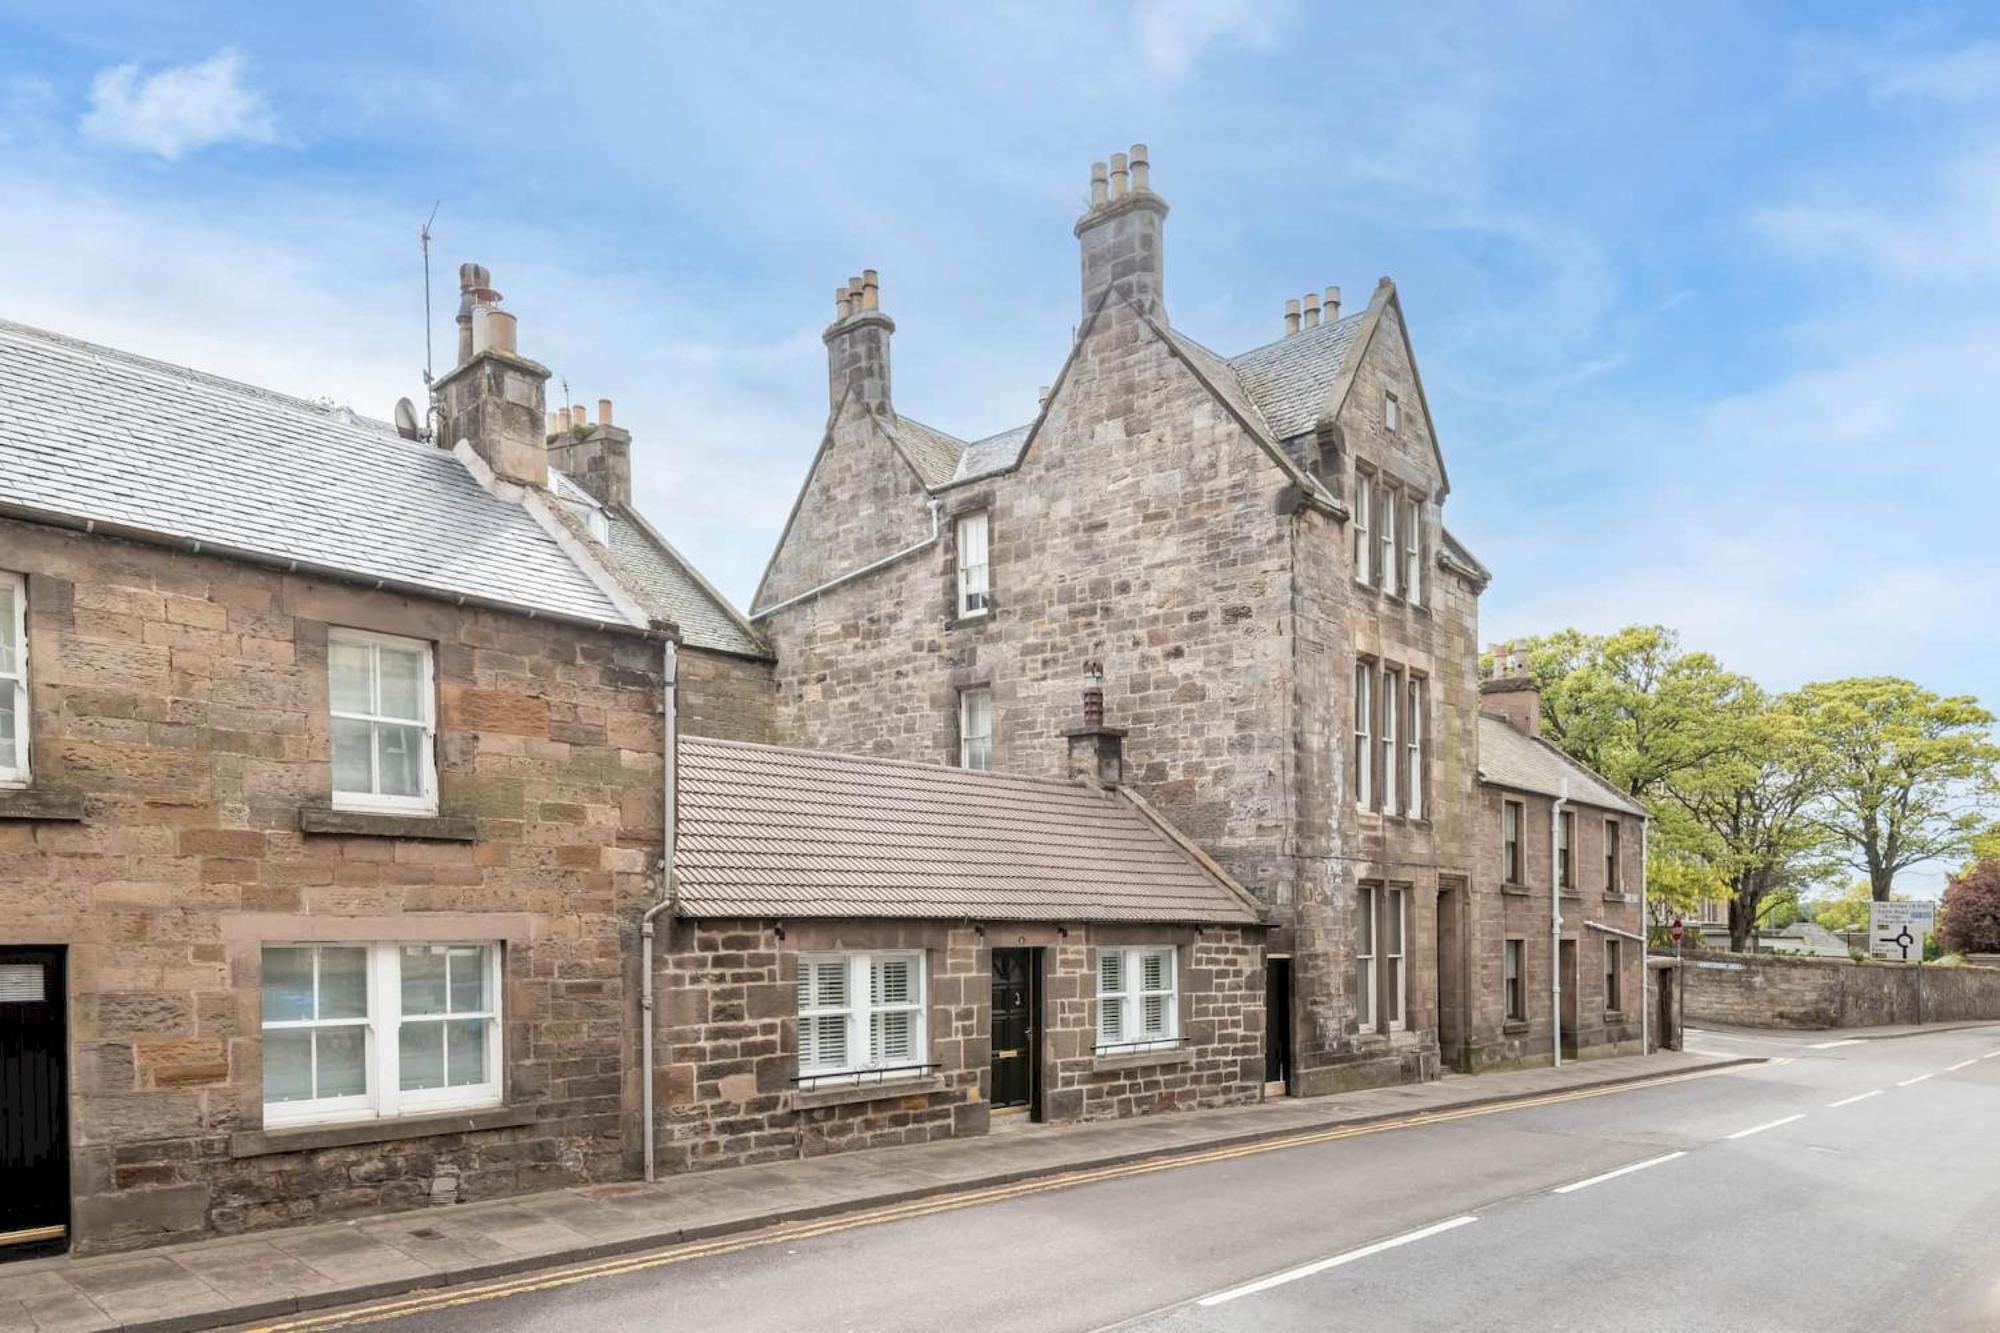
[1491,626,1756,801]
[1805,880,1880,934]
[1938,861,2000,956]
[1659,688,1832,952]
[1790,678,2000,902]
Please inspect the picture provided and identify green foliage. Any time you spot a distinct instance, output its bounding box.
[1790,678,2000,902]
[1938,860,2000,956]
[1805,880,1881,934]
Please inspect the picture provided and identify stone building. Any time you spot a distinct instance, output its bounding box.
[752,146,1491,1096]
[0,277,770,1256]
[658,701,1267,1170]
[1468,672,1649,1069]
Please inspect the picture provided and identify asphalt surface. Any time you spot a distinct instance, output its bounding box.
[297,1025,2000,1333]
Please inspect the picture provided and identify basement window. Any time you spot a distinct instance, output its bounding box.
[1096,947,1178,1054]
[0,571,25,785]
[262,942,502,1127]
[329,628,437,816]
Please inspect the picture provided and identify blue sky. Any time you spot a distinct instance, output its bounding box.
[3,1,1998,720]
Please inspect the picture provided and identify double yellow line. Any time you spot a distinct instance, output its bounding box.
[247,1065,1735,1332]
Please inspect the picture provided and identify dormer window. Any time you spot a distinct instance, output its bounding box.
[1385,393,1400,432]
[585,508,610,544]
[956,512,990,618]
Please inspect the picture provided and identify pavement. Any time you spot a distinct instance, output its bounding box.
[0,1048,1752,1333]
[219,1020,2000,1333]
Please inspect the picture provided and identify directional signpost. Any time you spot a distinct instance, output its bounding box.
[1867,901,1936,962]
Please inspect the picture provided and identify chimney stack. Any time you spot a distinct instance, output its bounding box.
[824,266,895,417]
[1480,644,1542,739]
[546,394,634,509]
[1064,659,1126,788]
[1075,142,1168,323]
[434,262,550,489]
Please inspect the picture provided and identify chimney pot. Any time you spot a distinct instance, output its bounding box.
[1285,298,1301,336]
[546,410,561,439]
[1303,291,1321,329]
[1064,658,1124,787]
[1129,143,1149,191]
[1325,285,1342,319]
[1089,160,1109,207]
[474,307,517,357]
[598,398,613,427]
[862,269,880,311]
[1109,152,1129,198]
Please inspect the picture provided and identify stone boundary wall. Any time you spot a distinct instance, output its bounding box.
[1682,950,2000,1029]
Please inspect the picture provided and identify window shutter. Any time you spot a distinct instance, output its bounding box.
[1097,950,1126,1044]
[872,957,912,1006]
[872,1010,914,1064]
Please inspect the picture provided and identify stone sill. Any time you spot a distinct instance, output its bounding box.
[300,807,477,841]
[791,1074,948,1110]
[1603,894,1639,905]
[1091,1046,1193,1075]
[230,1103,533,1158]
[0,789,85,822]
[1501,1020,1530,1035]
[944,609,996,632]
[1500,884,1531,898]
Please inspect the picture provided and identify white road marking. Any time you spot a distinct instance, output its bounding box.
[1896,1074,1933,1087]
[1827,1090,1883,1108]
[1945,1059,1977,1072]
[1984,1051,2000,1061]
[1195,1215,1480,1306]
[1725,1113,1807,1140]
[1807,1039,1866,1050]
[1685,1049,1733,1057]
[1552,1151,1687,1194]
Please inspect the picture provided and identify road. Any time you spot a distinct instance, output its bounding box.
[263,1025,2000,1333]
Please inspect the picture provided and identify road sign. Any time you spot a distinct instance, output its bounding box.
[1670,919,1684,945]
[1867,901,1936,962]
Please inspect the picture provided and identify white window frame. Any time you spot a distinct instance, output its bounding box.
[955,512,991,619]
[796,951,927,1084]
[1385,392,1400,432]
[1096,946,1179,1054]
[1406,675,1425,822]
[328,627,438,816]
[1385,887,1407,1031]
[260,942,503,1129]
[1377,485,1396,595]
[0,571,26,786]
[1353,662,1373,810]
[1380,665,1401,818]
[1353,471,1373,586]
[1503,800,1524,883]
[1402,496,1422,607]
[1504,939,1525,1021]
[1604,938,1623,1014]
[958,687,993,772]
[1355,886,1376,1031]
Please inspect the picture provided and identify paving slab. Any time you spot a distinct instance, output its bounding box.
[0,1050,1751,1333]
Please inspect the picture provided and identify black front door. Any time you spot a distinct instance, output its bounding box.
[1264,956,1292,1089]
[0,946,68,1258]
[989,948,1039,1114]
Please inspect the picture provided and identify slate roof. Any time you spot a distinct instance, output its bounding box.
[604,509,768,657]
[1225,313,1366,442]
[1477,715,1647,816]
[0,319,637,627]
[887,416,968,488]
[951,423,1032,484]
[674,737,1265,924]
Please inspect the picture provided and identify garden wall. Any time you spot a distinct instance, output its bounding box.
[1682,950,2000,1029]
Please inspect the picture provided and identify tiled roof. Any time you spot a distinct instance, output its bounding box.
[0,319,635,626]
[886,416,967,488]
[1225,313,1365,442]
[674,737,1265,924]
[951,423,1032,484]
[1477,715,1647,816]
[605,509,768,657]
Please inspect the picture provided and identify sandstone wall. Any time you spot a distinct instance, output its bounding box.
[1682,951,2000,1030]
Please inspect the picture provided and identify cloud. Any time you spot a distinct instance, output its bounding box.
[0,77,59,144]
[80,48,276,160]
[1133,0,1286,78]
[1756,141,2000,283]
[1866,41,2000,102]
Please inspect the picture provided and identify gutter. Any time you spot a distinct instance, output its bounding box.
[639,639,679,1182]
[750,498,942,621]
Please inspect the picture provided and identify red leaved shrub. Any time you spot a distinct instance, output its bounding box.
[1938,861,2000,956]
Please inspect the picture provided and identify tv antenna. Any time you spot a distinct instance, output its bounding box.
[420,202,441,391]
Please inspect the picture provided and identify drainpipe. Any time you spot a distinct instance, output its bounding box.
[750,499,942,621]
[639,639,679,1183]
[1640,817,1650,1056]
[1551,780,1569,1068]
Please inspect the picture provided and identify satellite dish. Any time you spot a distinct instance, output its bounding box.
[394,397,422,441]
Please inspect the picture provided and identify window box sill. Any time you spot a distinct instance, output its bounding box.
[1502,1020,1530,1035]
[791,1074,948,1110]
[230,1103,531,1157]
[0,789,85,822]
[1091,1046,1192,1074]
[300,807,476,841]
